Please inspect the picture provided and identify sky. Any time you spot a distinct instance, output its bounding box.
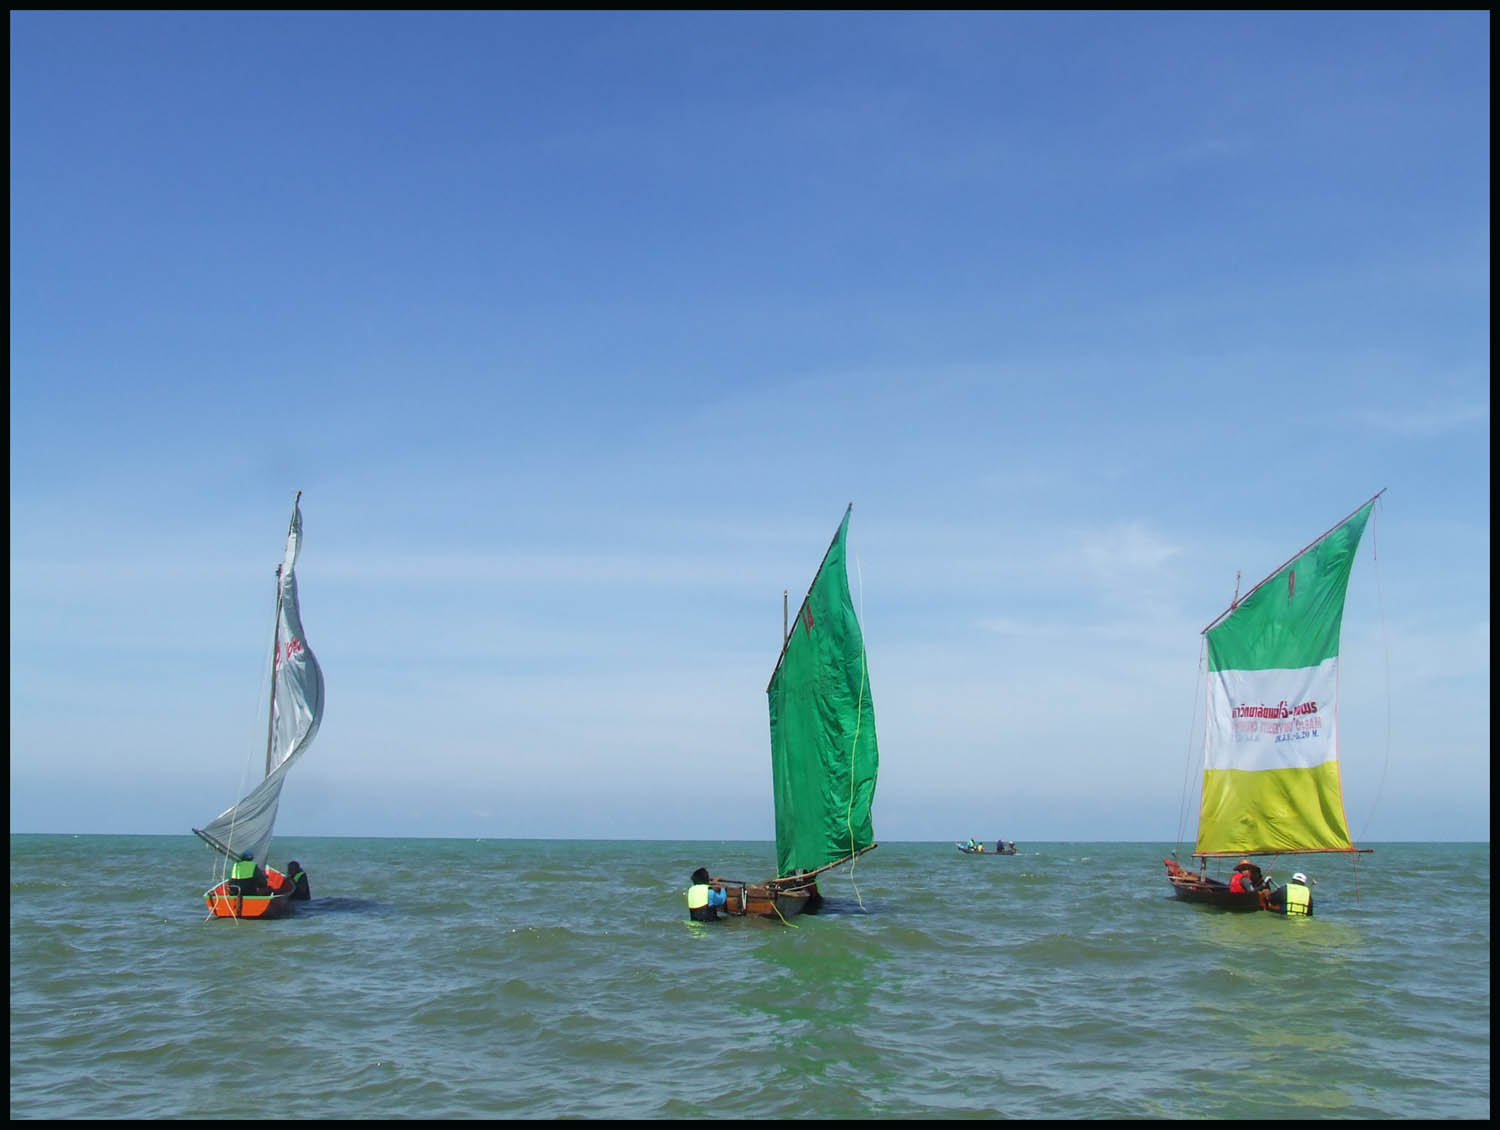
[10,11,1490,844]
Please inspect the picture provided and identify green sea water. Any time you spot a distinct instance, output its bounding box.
[8,836,1490,1119]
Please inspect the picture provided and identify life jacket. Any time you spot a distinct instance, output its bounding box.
[1229,871,1251,894]
[1285,881,1312,916]
[230,858,258,881]
[686,883,711,909]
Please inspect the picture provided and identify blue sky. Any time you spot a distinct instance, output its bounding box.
[10,11,1489,843]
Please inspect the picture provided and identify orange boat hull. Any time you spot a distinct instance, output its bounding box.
[204,866,296,919]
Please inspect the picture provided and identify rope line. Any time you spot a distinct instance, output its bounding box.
[1355,496,1391,849]
[845,548,867,912]
[1175,640,1207,853]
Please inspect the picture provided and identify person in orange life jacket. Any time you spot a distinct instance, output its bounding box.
[1264,871,1313,916]
[1228,859,1260,895]
[229,850,269,896]
[686,867,727,922]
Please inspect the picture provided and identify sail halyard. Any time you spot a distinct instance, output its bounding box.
[194,495,324,869]
[766,505,879,879]
[1193,492,1381,859]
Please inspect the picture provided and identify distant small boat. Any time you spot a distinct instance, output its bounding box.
[957,840,1016,855]
[717,504,879,921]
[193,493,324,919]
[1165,492,1382,911]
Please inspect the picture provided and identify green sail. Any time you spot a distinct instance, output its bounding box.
[767,505,879,879]
[1205,500,1375,674]
[1196,496,1377,856]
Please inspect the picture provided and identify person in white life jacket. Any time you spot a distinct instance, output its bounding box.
[686,867,727,922]
[1264,871,1313,916]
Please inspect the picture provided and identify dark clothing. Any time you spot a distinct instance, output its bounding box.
[687,882,727,922]
[228,857,269,896]
[287,862,311,901]
[1264,880,1313,916]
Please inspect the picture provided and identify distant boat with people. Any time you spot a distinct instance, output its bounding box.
[957,839,1017,855]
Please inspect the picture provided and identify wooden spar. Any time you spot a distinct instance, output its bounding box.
[192,826,246,862]
[1202,488,1386,635]
[771,843,878,888]
[1194,847,1373,860]
[717,844,879,894]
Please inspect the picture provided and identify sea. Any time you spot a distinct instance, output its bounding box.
[9,836,1489,1120]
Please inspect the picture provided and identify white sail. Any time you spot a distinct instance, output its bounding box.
[197,498,324,867]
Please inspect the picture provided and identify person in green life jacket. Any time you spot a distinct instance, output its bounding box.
[229,850,269,896]
[1264,871,1313,917]
[687,867,728,922]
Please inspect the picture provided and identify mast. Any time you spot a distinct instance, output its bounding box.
[767,503,855,693]
[263,490,300,778]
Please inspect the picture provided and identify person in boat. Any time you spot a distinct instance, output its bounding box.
[1228,859,1261,895]
[286,860,310,901]
[228,849,269,896]
[1264,871,1314,917]
[1008,841,1016,852]
[686,867,727,922]
[996,840,1005,853]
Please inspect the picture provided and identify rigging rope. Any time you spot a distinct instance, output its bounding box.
[1354,496,1391,850]
[845,546,868,912]
[1174,640,1207,854]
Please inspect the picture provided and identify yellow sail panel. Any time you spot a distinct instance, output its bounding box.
[1197,763,1352,856]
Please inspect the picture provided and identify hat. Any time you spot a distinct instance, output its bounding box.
[1292,872,1307,884]
[1234,859,1254,870]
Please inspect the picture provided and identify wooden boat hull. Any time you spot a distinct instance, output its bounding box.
[1163,858,1265,912]
[204,866,296,919]
[720,880,822,920]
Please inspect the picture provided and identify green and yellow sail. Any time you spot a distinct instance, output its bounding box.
[1197,494,1380,857]
[767,505,879,879]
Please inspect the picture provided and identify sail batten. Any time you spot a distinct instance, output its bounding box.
[1195,496,1377,858]
[766,506,879,879]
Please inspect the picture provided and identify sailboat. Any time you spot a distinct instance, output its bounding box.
[718,504,880,921]
[1164,491,1383,910]
[194,492,325,919]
